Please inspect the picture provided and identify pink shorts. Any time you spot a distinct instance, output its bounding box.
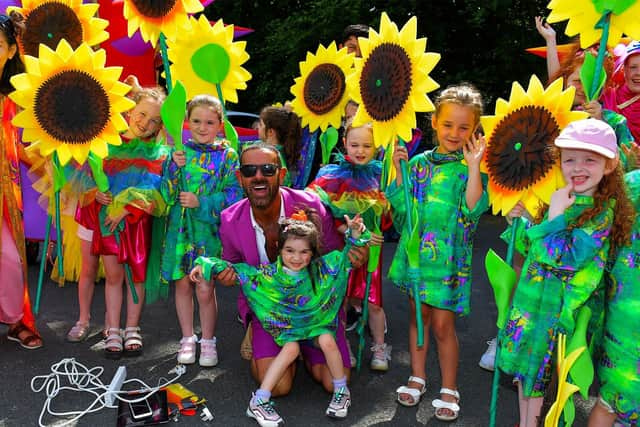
[241,292,352,368]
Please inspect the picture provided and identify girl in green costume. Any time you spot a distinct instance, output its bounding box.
[161,95,242,367]
[390,84,488,421]
[497,119,634,427]
[589,169,639,427]
[189,210,369,426]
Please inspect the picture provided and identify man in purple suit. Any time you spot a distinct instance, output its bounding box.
[217,143,366,396]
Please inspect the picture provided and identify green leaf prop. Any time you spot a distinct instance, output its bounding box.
[161,80,187,150]
[485,249,518,329]
[566,306,594,400]
[88,152,110,193]
[406,204,421,269]
[593,0,635,14]
[224,118,239,153]
[319,127,339,165]
[580,52,607,102]
[191,43,231,84]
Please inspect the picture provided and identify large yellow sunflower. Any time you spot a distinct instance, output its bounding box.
[547,0,640,48]
[122,0,203,47]
[7,0,108,57]
[166,15,251,103]
[289,42,353,132]
[347,12,440,148]
[480,75,588,216]
[9,40,135,166]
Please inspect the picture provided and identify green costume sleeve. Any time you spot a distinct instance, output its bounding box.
[194,256,230,281]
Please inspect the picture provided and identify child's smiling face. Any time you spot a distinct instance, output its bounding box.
[345,126,375,165]
[188,106,221,145]
[432,103,477,154]
[560,148,610,196]
[280,237,313,272]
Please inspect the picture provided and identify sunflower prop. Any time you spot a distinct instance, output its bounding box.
[546,0,640,105]
[290,42,353,133]
[122,0,203,47]
[166,15,252,151]
[480,75,587,218]
[10,39,134,306]
[347,12,440,349]
[7,0,108,58]
[482,74,587,427]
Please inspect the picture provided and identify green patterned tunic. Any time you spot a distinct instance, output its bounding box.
[160,139,242,281]
[598,170,640,426]
[195,232,368,345]
[386,149,488,315]
[498,195,613,397]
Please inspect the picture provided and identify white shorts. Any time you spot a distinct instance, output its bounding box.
[76,224,93,242]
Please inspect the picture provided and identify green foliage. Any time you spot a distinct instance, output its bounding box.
[205,0,555,121]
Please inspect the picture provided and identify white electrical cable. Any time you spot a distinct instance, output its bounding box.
[30,358,185,427]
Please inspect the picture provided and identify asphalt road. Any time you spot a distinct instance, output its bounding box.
[0,214,596,427]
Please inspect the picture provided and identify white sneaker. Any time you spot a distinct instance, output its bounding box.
[199,337,218,367]
[478,338,497,371]
[177,335,197,364]
[370,343,391,371]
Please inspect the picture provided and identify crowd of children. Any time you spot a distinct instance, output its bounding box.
[1,11,639,427]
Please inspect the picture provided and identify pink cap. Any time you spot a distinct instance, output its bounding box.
[554,119,617,159]
[614,40,640,74]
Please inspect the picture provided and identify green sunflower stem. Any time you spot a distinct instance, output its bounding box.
[159,33,173,93]
[590,11,611,99]
[356,215,381,371]
[506,216,520,266]
[398,137,423,347]
[214,82,239,153]
[53,153,64,282]
[489,217,521,426]
[115,230,139,305]
[34,215,53,315]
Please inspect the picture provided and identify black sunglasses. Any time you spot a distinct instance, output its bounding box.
[240,163,280,177]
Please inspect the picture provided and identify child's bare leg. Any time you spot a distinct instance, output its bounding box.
[103,255,124,330]
[317,334,344,380]
[195,278,217,340]
[587,399,616,427]
[175,276,194,337]
[432,308,459,417]
[368,303,386,345]
[125,280,145,328]
[259,342,300,392]
[526,397,543,427]
[77,239,98,325]
[398,298,432,403]
[517,381,528,427]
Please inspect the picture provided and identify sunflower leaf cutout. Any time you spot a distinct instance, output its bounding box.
[166,15,252,103]
[9,40,135,166]
[8,0,108,58]
[347,12,440,148]
[480,75,588,217]
[546,0,640,48]
[122,0,203,47]
[289,42,353,132]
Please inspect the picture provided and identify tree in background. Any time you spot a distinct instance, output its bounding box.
[205,0,553,142]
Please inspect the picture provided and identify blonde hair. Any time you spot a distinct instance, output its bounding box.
[187,94,223,121]
[434,83,484,125]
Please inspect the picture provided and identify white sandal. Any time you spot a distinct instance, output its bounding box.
[396,376,427,407]
[177,335,197,364]
[432,388,460,421]
[123,326,143,357]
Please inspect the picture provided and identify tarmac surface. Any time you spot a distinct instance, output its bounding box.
[0,213,597,427]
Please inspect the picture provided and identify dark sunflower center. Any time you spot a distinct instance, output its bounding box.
[486,106,559,191]
[302,63,345,115]
[24,2,83,57]
[360,42,412,121]
[35,70,110,144]
[131,0,177,18]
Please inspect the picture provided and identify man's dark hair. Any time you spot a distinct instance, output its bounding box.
[342,24,369,43]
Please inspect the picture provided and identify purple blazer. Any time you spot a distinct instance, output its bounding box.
[219,187,343,265]
[219,187,344,322]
